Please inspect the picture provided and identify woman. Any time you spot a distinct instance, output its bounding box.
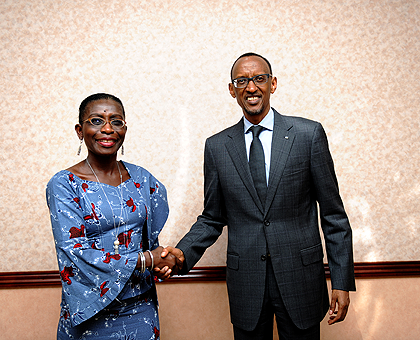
[46,93,174,339]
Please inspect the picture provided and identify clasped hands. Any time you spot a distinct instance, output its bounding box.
[147,246,184,280]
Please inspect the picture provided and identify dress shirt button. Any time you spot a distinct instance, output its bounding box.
[261,255,267,261]
[264,220,270,226]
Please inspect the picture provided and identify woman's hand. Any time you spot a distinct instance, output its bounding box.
[153,246,184,279]
[149,246,177,280]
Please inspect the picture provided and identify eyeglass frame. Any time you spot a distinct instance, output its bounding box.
[83,117,127,129]
[231,73,272,89]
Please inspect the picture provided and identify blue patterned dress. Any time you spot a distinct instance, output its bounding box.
[46,161,169,340]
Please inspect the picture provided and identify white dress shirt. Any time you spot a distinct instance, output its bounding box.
[243,108,274,185]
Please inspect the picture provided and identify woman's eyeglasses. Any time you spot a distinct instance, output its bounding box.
[83,117,126,129]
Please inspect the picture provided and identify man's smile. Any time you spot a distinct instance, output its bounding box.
[246,96,261,103]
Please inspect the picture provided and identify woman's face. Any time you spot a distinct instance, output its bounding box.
[76,98,126,157]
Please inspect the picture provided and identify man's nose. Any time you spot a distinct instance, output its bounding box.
[245,79,258,91]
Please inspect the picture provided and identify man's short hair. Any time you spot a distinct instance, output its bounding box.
[230,53,273,81]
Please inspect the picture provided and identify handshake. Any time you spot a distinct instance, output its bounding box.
[141,246,185,280]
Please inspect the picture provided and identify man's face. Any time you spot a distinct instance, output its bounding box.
[229,56,277,124]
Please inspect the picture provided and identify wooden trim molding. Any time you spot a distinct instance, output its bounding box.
[1,262,420,288]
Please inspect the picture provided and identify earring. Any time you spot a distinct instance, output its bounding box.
[77,139,83,156]
[121,145,124,156]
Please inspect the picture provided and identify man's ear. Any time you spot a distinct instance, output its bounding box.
[228,83,236,98]
[270,76,278,94]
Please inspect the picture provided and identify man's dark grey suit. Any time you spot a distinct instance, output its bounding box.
[176,108,356,331]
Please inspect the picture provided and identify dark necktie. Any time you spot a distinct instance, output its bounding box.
[249,125,267,206]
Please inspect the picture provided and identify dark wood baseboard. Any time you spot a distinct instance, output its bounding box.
[1,261,419,288]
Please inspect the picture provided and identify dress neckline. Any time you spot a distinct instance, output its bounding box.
[66,160,132,188]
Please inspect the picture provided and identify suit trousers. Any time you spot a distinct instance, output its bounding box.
[233,257,320,340]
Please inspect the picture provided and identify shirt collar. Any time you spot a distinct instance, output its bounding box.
[243,108,274,134]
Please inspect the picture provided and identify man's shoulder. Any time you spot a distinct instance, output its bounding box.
[207,119,242,141]
[274,109,318,125]
[274,110,322,133]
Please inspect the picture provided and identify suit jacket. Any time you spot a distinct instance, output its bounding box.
[176,109,355,331]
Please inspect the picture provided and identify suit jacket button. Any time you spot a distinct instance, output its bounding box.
[261,255,267,261]
[264,220,270,226]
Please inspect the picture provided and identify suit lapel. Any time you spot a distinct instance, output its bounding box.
[225,119,265,213]
[265,110,295,213]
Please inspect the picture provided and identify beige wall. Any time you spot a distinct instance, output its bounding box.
[0,278,419,339]
[1,0,420,273]
[2,2,419,338]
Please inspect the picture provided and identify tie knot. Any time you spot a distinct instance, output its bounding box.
[251,125,264,138]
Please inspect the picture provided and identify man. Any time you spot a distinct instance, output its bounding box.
[161,52,355,339]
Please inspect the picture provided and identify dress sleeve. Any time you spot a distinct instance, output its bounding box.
[46,172,138,326]
[144,171,169,251]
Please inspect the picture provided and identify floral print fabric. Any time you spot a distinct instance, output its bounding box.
[46,161,169,336]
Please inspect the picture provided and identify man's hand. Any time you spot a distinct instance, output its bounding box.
[154,246,185,277]
[328,289,350,325]
[149,246,177,280]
